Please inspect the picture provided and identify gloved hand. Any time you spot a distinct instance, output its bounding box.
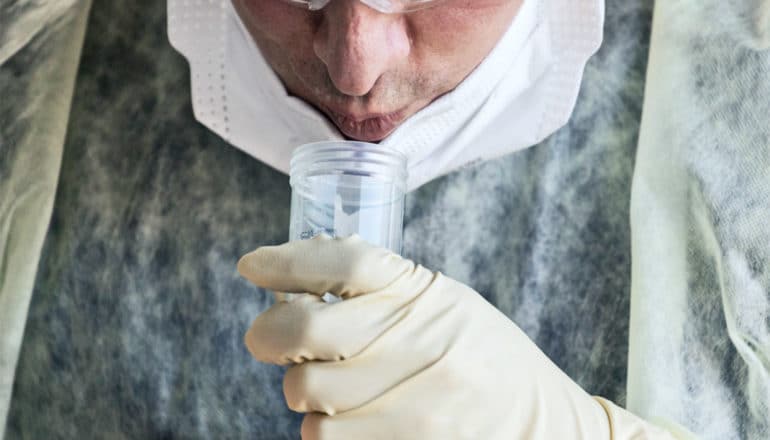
[237,235,676,439]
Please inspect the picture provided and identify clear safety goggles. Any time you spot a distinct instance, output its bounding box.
[281,0,443,13]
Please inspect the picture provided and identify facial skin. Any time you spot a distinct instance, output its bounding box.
[232,0,523,142]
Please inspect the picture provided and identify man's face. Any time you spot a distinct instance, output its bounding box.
[232,0,522,142]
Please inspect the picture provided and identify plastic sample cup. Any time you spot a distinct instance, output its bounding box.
[289,141,408,253]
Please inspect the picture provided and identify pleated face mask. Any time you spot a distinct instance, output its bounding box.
[168,0,604,190]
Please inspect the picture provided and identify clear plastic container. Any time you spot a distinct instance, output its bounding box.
[289,141,408,253]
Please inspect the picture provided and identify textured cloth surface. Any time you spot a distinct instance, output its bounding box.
[0,1,91,438]
[628,1,770,438]
[5,0,653,438]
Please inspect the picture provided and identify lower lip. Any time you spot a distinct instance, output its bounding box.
[326,109,405,142]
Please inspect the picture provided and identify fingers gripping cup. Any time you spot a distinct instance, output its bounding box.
[289,141,408,254]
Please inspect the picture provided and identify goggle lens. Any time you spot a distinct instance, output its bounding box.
[281,0,442,13]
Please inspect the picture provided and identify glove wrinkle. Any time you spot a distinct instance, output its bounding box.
[240,238,678,439]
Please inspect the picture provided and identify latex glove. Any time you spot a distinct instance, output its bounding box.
[237,235,676,440]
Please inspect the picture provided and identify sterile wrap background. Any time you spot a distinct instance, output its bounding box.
[1,0,768,439]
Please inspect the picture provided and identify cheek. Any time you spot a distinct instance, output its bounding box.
[408,11,496,55]
[233,0,323,81]
[406,4,516,75]
[404,17,478,80]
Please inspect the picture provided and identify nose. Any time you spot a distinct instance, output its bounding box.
[313,0,410,97]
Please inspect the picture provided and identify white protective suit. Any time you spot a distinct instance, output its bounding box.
[628,1,770,437]
[0,1,92,437]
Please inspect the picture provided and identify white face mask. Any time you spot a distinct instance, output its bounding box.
[168,0,604,191]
